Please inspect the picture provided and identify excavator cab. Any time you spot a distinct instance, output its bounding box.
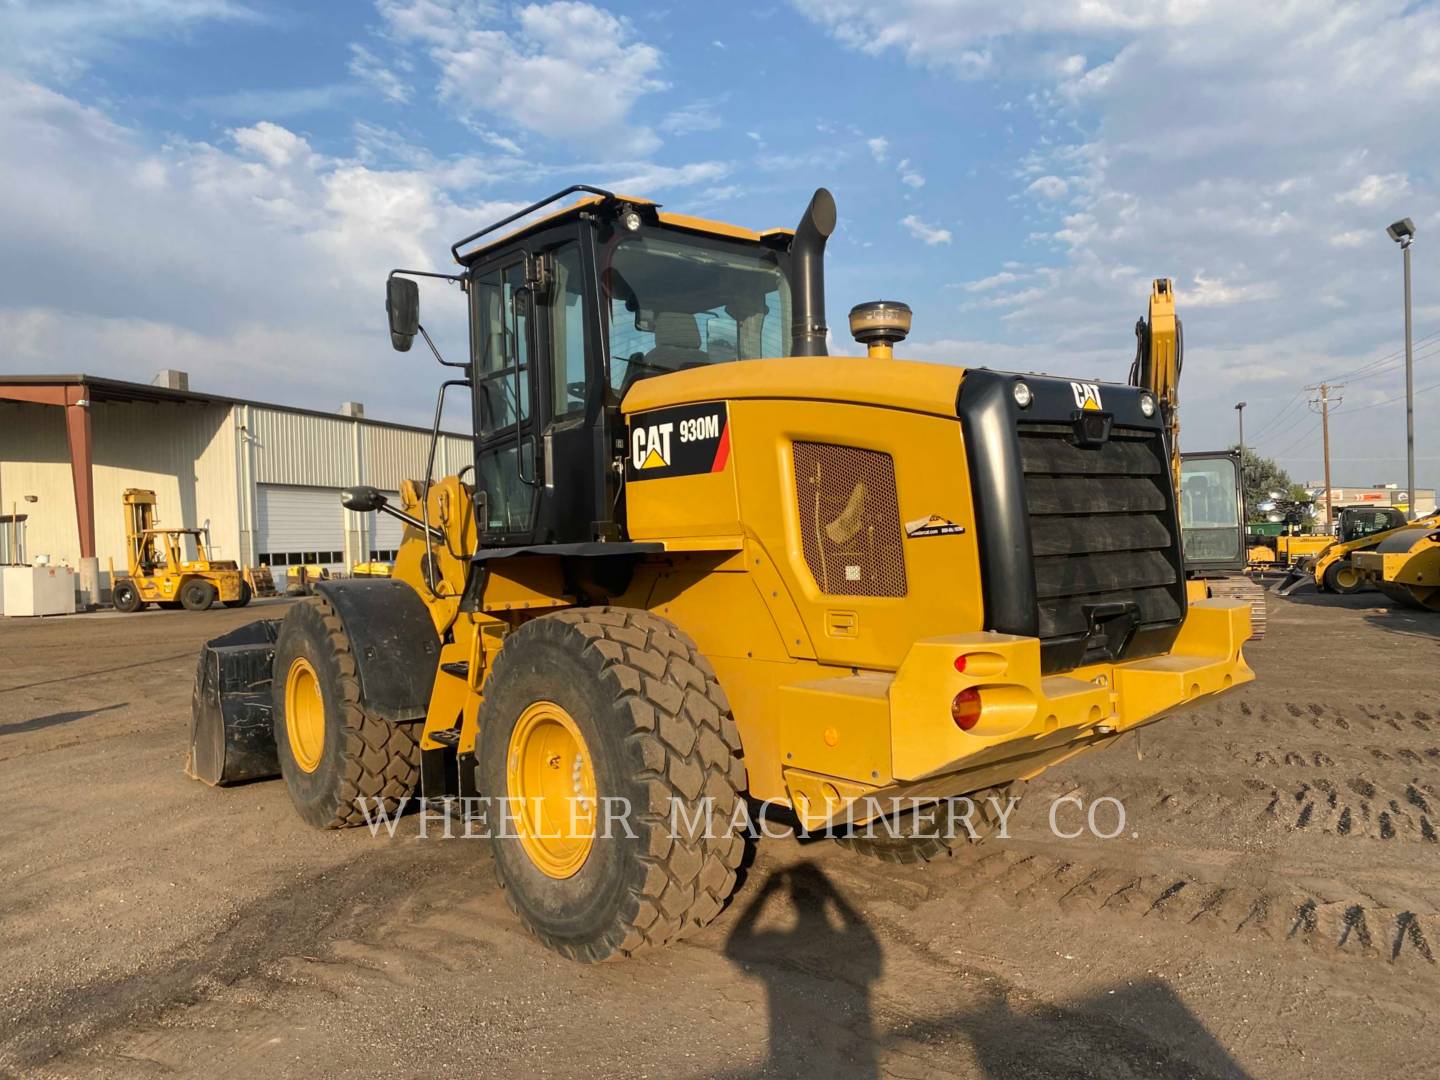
[1179,451,1246,572]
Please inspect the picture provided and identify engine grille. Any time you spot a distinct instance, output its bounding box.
[793,442,907,597]
[1018,421,1184,670]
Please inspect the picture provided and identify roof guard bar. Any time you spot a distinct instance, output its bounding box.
[451,184,617,264]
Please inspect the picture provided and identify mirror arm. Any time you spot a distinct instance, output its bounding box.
[416,323,468,370]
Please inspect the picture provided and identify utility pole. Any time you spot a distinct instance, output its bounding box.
[1306,382,1343,532]
[1235,401,1247,521]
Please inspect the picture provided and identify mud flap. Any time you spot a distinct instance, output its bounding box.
[187,619,283,786]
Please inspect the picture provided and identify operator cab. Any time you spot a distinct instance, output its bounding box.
[1179,451,1245,571]
[1337,505,1407,543]
[385,186,829,551]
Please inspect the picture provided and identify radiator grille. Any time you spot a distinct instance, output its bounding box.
[1018,422,1183,665]
[793,442,907,597]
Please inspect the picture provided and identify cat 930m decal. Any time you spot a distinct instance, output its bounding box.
[626,401,731,481]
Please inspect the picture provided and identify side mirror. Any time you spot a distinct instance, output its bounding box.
[342,485,385,513]
[387,277,419,352]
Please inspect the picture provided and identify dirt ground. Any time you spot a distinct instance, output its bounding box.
[2,589,1438,1079]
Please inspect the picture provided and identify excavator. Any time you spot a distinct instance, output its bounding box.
[1130,281,1267,637]
[190,186,1253,962]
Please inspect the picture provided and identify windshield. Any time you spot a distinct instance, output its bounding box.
[602,233,791,396]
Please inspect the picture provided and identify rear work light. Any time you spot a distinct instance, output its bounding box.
[951,687,982,731]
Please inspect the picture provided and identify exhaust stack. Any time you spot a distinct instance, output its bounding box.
[790,188,837,357]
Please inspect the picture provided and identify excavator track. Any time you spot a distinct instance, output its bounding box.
[1204,575,1268,639]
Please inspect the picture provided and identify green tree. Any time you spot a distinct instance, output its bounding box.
[1233,445,1313,525]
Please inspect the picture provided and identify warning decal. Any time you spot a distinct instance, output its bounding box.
[626,401,731,481]
[905,514,966,538]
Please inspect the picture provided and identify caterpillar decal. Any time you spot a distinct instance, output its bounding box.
[626,401,731,481]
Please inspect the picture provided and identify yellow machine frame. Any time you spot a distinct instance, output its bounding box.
[399,356,1252,827]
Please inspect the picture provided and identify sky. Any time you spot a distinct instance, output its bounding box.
[1,0,1438,490]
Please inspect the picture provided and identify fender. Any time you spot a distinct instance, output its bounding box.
[312,578,440,723]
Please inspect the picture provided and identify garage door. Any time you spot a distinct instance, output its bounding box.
[368,491,404,562]
[256,485,346,573]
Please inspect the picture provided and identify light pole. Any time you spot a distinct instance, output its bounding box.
[1235,401,1247,521]
[1388,217,1417,519]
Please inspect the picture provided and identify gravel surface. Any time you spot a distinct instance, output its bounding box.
[1,590,1437,1077]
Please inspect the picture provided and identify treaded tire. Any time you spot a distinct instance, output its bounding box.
[223,581,253,608]
[478,607,747,962]
[1322,559,1362,595]
[112,581,142,613]
[180,579,216,611]
[834,783,1023,865]
[272,595,420,829]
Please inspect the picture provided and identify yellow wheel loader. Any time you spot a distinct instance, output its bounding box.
[190,186,1253,962]
[1353,525,1440,610]
[113,489,251,613]
[1273,505,1438,597]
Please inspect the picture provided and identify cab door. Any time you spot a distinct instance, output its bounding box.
[471,254,539,542]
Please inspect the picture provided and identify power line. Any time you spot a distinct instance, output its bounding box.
[1269,420,1320,460]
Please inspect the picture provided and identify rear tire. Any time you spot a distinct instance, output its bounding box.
[180,580,216,611]
[834,783,1023,864]
[223,581,253,609]
[272,595,420,829]
[478,608,747,962]
[112,581,142,613]
[1323,560,1363,594]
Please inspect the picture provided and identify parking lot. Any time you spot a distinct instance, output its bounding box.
[2,592,1438,1078]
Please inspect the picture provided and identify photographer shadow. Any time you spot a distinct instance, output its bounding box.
[722,860,883,1078]
[716,860,1255,1079]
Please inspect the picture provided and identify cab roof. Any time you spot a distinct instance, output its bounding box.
[452,191,794,266]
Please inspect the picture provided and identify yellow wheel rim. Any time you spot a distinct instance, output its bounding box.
[506,701,597,879]
[1335,566,1360,590]
[285,657,326,773]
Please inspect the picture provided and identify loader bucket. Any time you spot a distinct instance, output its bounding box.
[186,619,283,786]
[1272,567,1311,596]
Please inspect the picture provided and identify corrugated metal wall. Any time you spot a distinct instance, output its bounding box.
[0,400,239,569]
[1,395,473,575]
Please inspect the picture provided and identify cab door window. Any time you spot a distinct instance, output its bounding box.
[473,260,536,535]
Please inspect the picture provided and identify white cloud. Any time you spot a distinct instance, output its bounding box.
[963,271,1019,292]
[897,158,925,188]
[867,136,889,162]
[380,0,667,158]
[0,0,258,77]
[660,99,724,136]
[1336,172,1410,207]
[349,42,412,104]
[1026,174,1068,200]
[900,214,952,245]
[0,74,522,423]
[1184,272,1280,308]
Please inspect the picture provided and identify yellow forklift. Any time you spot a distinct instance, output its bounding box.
[191,186,1253,962]
[113,489,251,612]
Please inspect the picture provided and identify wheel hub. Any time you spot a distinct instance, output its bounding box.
[284,657,326,773]
[507,701,597,879]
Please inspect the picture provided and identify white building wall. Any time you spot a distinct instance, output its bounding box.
[0,400,239,571]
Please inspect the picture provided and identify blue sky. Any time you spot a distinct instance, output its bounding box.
[2,0,1438,489]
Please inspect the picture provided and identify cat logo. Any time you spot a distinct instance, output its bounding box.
[631,421,674,470]
[1071,382,1103,411]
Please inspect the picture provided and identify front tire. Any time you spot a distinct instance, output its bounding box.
[478,608,747,962]
[1323,560,1363,594]
[272,596,420,828]
[113,580,143,613]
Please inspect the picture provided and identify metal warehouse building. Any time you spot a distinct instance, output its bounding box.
[0,372,471,604]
